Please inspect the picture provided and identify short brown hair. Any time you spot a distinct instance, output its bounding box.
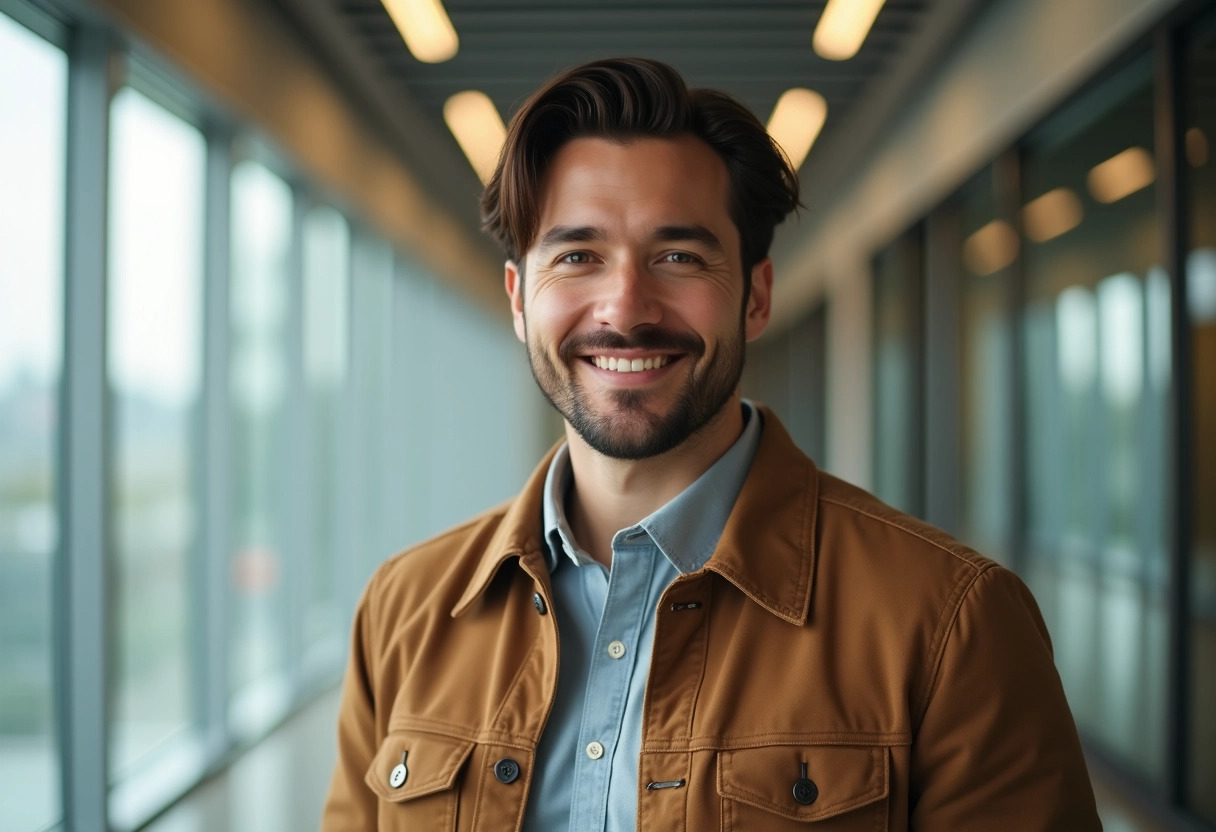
[480,57,800,277]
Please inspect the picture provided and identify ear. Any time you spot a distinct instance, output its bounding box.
[504,259,526,343]
[744,257,773,342]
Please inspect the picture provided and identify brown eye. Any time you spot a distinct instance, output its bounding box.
[560,252,591,264]
[665,252,697,264]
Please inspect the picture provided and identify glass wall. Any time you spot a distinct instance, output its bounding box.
[350,236,395,579]
[1187,8,1216,823]
[0,13,65,832]
[107,85,207,783]
[0,2,550,828]
[955,172,1015,563]
[1019,55,1169,782]
[863,15,1216,822]
[228,159,295,737]
[872,227,924,516]
[302,205,350,669]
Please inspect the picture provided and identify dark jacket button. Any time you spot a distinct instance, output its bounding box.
[792,777,818,805]
[532,592,547,615]
[494,757,521,784]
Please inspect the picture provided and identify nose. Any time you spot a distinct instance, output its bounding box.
[593,259,663,332]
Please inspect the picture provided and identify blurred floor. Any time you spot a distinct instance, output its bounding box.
[144,688,1175,832]
[143,692,338,832]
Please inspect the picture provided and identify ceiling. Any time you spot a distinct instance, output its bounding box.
[273,0,987,281]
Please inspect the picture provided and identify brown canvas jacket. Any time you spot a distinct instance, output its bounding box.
[322,407,1102,831]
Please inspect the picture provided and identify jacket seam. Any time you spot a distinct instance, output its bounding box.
[911,563,995,731]
[387,716,537,748]
[818,494,984,568]
[641,731,913,751]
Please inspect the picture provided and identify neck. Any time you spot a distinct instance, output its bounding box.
[563,395,745,567]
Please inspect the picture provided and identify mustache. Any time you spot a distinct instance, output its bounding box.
[559,328,705,362]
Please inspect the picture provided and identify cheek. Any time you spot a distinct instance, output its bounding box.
[678,290,740,338]
[524,291,584,347]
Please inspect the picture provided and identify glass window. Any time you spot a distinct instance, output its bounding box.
[302,205,349,668]
[228,159,294,736]
[107,86,206,785]
[872,227,924,516]
[1020,55,1169,782]
[0,13,65,832]
[1186,9,1216,822]
[350,236,395,580]
[956,172,1015,562]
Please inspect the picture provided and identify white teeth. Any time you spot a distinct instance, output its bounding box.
[592,355,670,373]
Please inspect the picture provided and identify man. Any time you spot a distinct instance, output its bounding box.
[322,58,1101,831]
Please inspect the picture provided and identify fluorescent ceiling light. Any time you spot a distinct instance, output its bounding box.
[444,91,506,185]
[766,88,828,170]
[383,0,458,63]
[1022,188,1083,243]
[813,0,887,61]
[1087,147,1155,204]
[962,219,1019,276]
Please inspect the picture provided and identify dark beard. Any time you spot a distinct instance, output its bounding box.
[525,324,745,460]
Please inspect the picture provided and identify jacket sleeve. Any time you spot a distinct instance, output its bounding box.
[909,565,1102,830]
[321,577,381,830]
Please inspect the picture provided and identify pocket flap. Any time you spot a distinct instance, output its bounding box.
[717,743,889,822]
[364,729,475,803]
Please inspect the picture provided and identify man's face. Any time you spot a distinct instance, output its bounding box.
[505,135,772,460]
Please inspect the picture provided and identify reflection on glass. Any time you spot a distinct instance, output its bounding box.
[1187,10,1216,821]
[228,160,293,734]
[1020,56,1168,782]
[107,87,206,781]
[302,206,349,658]
[0,14,65,832]
[957,172,1013,562]
[872,228,923,516]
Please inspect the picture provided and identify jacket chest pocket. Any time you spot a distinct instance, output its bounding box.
[365,729,475,831]
[717,743,890,831]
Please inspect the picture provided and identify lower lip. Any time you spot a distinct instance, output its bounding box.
[583,357,681,385]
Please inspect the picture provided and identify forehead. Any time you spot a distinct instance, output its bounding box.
[532,135,734,246]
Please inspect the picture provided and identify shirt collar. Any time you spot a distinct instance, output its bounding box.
[541,400,761,575]
[451,404,820,625]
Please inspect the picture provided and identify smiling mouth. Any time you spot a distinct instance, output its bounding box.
[586,355,677,373]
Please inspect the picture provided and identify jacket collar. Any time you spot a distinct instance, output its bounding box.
[704,407,819,624]
[451,406,819,624]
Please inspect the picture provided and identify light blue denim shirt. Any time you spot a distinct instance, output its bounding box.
[521,401,761,832]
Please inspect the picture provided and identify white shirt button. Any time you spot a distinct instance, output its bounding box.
[607,640,626,659]
[586,741,605,760]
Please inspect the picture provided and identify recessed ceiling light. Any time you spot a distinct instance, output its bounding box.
[383,0,458,63]
[766,88,828,170]
[813,0,887,61]
[444,91,506,185]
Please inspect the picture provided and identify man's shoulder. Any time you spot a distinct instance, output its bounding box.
[811,469,1000,589]
[362,498,520,614]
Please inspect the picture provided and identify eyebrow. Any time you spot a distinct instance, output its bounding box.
[536,225,606,251]
[536,223,725,254]
[650,225,724,254]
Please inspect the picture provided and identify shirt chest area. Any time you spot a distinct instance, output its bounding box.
[367,567,912,832]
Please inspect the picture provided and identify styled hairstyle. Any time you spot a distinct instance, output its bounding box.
[480,57,800,281]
